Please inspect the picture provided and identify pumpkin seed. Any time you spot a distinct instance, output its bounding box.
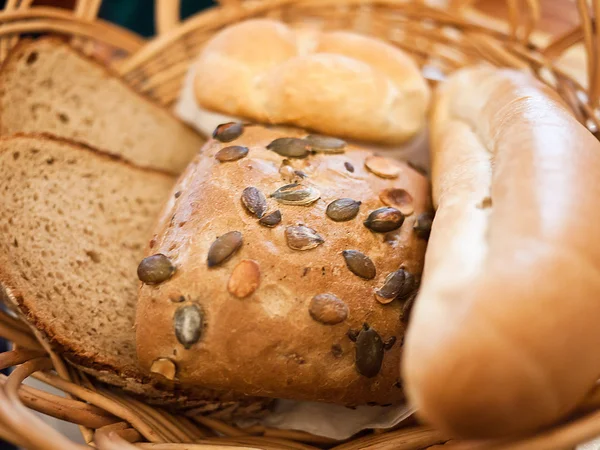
[375,269,415,304]
[213,122,244,142]
[267,137,310,158]
[414,212,434,239]
[271,183,320,206]
[379,188,414,215]
[342,250,376,279]
[355,324,384,378]
[174,304,203,349]
[326,198,361,222]
[309,293,348,325]
[365,155,401,179]
[286,225,324,251]
[137,254,175,285]
[305,135,346,153]
[258,210,282,227]
[207,231,243,267]
[228,260,261,298]
[384,336,397,350]
[364,207,404,233]
[344,162,355,173]
[215,145,249,162]
[241,187,267,218]
[150,358,176,380]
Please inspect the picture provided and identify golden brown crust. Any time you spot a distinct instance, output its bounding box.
[403,67,600,438]
[193,19,430,145]
[136,125,431,405]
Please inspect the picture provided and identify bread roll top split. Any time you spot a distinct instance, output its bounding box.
[403,67,600,438]
[193,19,430,145]
[136,125,431,405]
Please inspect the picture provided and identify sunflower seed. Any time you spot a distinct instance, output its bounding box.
[375,269,415,304]
[326,198,361,222]
[365,155,401,179]
[267,138,310,158]
[379,188,414,215]
[414,212,434,239]
[241,187,267,218]
[228,260,261,298]
[259,210,282,227]
[286,225,324,251]
[342,250,376,279]
[174,304,203,349]
[355,323,384,378]
[213,122,244,142]
[271,184,320,206]
[344,162,355,173]
[215,145,249,162]
[309,293,348,325]
[305,135,346,153]
[137,254,175,285]
[364,207,404,233]
[207,231,243,267]
[150,358,176,380]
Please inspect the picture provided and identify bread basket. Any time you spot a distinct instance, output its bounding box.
[1,0,599,448]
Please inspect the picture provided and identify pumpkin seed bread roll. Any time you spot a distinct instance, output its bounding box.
[136,124,431,405]
[192,19,430,146]
[403,67,600,438]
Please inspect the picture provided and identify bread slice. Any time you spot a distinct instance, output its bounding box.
[0,134,265,413]
[0,38,203,175]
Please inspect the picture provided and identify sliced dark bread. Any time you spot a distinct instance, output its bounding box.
[0,134,266,414]
[0,38,203,175]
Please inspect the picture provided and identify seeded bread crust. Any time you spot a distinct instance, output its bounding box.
[137,125,432,406]
[0,38,203,175]
[0,134,268,413]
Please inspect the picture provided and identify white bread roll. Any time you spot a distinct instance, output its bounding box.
[193,19,430,145]
[403,66,600,438]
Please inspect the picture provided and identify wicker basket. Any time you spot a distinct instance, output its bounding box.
[1,0,599,448]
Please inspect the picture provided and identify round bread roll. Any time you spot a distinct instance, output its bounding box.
[135,124,431,405]
[193,19,430,146]
[403,67,600,437]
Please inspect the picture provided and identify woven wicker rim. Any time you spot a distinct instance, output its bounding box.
[1,0,600,449]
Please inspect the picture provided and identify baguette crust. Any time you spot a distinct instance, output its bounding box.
[193,20,429,145]
[403,67,600,437]
[136,125,431,405]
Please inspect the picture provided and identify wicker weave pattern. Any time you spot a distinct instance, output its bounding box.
[1,0,600,448]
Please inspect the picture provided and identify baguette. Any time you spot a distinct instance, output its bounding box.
[403,67,600,437]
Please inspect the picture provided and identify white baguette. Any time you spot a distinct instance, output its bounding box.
[403,66,600,438]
